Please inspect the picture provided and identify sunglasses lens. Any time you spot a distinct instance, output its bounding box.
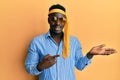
[59,17,66,22]
[50,17,66,23]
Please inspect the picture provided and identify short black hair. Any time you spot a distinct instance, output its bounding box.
[49,4,66,12]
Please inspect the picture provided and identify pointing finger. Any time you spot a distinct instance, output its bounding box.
[53,54,60,58]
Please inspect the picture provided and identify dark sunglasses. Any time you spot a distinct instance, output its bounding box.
[49,16,66,23]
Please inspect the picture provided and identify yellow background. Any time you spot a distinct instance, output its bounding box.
[0,0,119,80]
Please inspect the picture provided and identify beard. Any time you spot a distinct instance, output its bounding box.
[50,29,63,36]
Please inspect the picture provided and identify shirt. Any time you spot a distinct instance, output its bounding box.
[25,31,91,80]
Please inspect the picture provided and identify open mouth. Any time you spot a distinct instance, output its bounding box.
[55,26,61,31]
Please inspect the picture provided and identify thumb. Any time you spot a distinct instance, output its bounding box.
[44,54,51,59]
[97,44,105,48]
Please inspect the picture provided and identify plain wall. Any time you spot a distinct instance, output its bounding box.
[0,0,120,80]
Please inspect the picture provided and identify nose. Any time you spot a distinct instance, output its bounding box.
[56,20,61,25]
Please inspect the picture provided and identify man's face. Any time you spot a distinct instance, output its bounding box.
[48,12,66,34]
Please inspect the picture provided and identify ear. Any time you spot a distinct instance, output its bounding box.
[48,17,50,24]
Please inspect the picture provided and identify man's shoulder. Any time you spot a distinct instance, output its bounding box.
[35,33,46,39]
[70,35,79,41]
[70,35,81,46]
[31,33,47,42]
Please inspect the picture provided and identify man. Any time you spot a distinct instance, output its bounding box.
[25,4,117,80]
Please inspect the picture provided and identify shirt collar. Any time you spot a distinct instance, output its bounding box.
[45,30,64,39]
[45,30,51,38]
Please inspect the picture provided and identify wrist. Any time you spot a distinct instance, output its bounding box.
[86,52,94,59]
[37,62,44,71]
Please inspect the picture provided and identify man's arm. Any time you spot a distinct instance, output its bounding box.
[75,38,92,70]
[25,39,41,75]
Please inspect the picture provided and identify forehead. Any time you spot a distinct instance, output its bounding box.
[49,12,66,18]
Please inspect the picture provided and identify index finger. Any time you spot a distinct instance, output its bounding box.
[52,54,60,58]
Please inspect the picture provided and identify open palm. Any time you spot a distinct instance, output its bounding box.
[89,44,117,55]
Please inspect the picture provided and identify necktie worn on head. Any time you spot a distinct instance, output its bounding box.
[48,9,70,59]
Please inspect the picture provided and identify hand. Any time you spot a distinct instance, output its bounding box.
[89,44,117,55]
[37,54,60,71]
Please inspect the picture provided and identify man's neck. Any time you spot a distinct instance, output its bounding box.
[50,30,63,44]
[50,30,63,39]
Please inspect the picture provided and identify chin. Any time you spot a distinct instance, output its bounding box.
[55,31,63,34]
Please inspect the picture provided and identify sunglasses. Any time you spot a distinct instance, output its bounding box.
[49,16,66,23]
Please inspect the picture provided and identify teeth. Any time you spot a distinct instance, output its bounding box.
[55,26,61,30]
